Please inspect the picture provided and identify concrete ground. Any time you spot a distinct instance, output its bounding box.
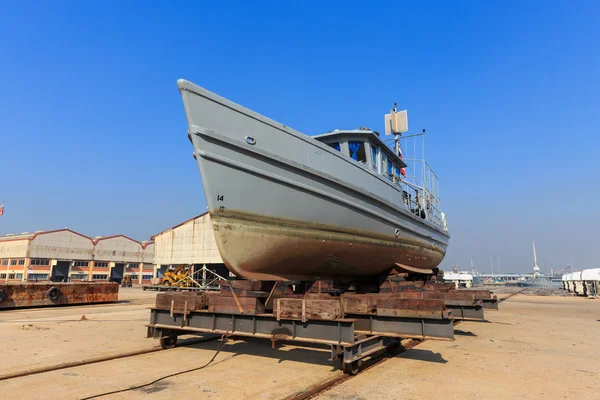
[0,287,157,377]
[0,288,598,400]
[318,294,600,400]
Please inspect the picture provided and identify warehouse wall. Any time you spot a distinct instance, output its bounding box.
[29,230,94,260]
[0,229,154,283]
[93,236,145,263]
[153,213,223,266]
[0,238,29,259]
[142,242,154,264]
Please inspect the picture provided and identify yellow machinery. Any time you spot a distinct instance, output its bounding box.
[163,265,194,287]
[121,275,133,287]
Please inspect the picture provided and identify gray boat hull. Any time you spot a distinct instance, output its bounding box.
[179,79,450,281]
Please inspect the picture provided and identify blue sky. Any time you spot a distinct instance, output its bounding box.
[1,1,598,273]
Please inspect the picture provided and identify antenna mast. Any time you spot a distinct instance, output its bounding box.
[532,241,540,276]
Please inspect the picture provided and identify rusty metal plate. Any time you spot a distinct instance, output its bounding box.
[0,282,119,309]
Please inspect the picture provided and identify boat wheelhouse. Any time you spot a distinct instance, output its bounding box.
[314,128,446,231]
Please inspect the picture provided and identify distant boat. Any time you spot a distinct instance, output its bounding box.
[178,79,450,282]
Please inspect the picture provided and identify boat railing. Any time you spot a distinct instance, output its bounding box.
[397,179,445,230]
[395,132,446,231]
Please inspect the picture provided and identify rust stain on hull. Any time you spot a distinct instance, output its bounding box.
[212,213,446,281]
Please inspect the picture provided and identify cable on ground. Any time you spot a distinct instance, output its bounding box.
[80,333,229,400]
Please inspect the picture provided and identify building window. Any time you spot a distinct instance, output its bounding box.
[18,259,25,265]
[371,145,378,170]
[8,273,15,279]
[348,141,367,163]
[71,274,88,281]
[127,263,139,269]
[10,260,16,266]
[143,263,153,270]
[31,259,50,266]
[94,262,108,268]
[28,273,49,281]
[92,274,108,280]
[1,260,7,266]
[142,274,153,280]
[129,275,139,281]
[16,273,23,280]
[0,273,6,279]
[328,142,340,151]
[74,261,89,267]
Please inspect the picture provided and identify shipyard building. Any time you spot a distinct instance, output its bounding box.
[0,229,154,284]
[152,212,230,279]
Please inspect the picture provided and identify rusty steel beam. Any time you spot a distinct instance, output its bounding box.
[0,282,119,309]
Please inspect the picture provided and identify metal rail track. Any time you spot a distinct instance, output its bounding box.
[497,288,526,303]
[0,336,219,382]
[285,287,525,400]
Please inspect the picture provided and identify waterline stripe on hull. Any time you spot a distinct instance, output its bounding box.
[212,211,445,255]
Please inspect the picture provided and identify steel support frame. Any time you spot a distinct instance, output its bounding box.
[330,335,399,365]
[446,305,485,320]
[481,299,499,310]
[147,307,455,345]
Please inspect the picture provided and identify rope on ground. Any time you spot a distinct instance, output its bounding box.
[79,334,229,400]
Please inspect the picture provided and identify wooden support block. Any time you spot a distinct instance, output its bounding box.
[341,294,375,314]
[207,295,265,315]
[305,280,341,294]
[380,280,426,293]
[460,289,493,299]
[227,280,273,291]
[376,298,445,319]
[275,298,342,321]
[219,288,271,298]
[155,292,206,312]
[424,282,454,292]
[266,293,303,310]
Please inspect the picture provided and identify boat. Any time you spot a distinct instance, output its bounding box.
[177,79,450,282]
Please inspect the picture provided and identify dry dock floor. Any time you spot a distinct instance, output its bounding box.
[0,288,598,400]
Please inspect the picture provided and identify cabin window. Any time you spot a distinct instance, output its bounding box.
[386,160,393,179]
[328,142,341,151]
[394,165,401,179]
[370,145,378,170]
[382,155,388,176]
[348,141,367,163]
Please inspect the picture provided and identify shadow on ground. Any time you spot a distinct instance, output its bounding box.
[183,336,335,369]
[396,348,448,364]
[454,329,477,337]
